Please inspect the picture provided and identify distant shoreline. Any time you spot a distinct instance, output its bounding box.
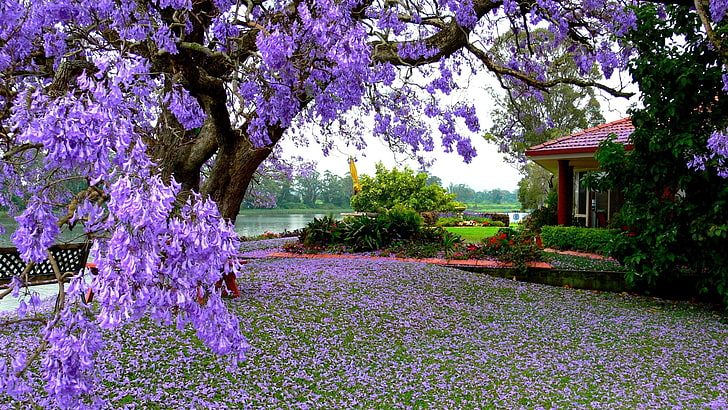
[237,208,353,215]
[237,205,524,216]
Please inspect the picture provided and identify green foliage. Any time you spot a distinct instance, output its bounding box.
[340,206,423,251]
[339,215,389,251]
[598,4,728,302]
[443,226,502,243]
[350,163,458,212]
[517,163,555,210]
[540,226,619,254]
[243,169,353,210]
[485,28,604,211]
[418,225,459,245]
[291,212,547,271]
[298,206,425,252]
[379,226,464,259]
[299,215,343,247]
[521,191,558,233]
[486,29,605,165]
[382,205,424,240]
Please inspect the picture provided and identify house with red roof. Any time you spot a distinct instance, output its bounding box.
[525,117,635,227]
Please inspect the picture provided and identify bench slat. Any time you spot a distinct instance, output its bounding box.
[0,242,91,284]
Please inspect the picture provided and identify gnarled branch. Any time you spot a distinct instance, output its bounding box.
[465,42,634,98]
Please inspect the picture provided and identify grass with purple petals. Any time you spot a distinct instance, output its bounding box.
[1,239,726,409]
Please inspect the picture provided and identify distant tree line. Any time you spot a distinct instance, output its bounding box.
[242,170,355,209]
[242,167,517,210]
[445,183,518,205]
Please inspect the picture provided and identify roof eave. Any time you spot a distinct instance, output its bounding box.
[525,144,634,158]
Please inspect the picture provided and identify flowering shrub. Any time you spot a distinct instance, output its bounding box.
[485,232,515,255]
[436,216,505,227]
[438,212,510,226]
[480,228,546,272]
[262,230,281,239]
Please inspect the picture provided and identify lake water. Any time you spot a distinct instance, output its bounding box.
[0,213,334,246]
[0,213,332,311]
[234,213,332,237]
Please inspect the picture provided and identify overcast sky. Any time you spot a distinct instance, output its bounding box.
[280,73,639,193]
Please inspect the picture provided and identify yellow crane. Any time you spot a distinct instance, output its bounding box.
[348,156,362,194]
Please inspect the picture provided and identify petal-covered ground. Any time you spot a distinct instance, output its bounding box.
[2,239,727,409]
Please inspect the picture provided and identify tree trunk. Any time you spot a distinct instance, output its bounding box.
[152,109,217,193]
[201,133,274,221]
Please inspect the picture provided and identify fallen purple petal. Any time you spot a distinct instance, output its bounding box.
[1,240,726,408]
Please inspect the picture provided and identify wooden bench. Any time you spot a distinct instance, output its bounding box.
[1,243,243,306]
[0,242,92,287]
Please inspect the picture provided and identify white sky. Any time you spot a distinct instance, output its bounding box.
[280,73,639,193]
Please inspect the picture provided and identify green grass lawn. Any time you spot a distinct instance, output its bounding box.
[444,226,502,243]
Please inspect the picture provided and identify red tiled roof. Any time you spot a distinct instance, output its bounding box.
[526,117,634,156]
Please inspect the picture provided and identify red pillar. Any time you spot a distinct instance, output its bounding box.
[557,160,573,226]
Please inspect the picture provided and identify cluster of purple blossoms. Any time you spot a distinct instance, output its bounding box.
[2,0,728,407]
[0,1,249,407]
[689,130,728,178]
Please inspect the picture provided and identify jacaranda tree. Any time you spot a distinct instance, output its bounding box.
[2,0,728,408]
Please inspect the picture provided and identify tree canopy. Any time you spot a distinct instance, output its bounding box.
[485,28,606,165]
[2,0,728,407]
[350,163,459,212]
[483,27,606,211]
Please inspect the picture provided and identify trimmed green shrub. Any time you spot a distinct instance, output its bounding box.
[383,204,424,240]
[540,226,620,254]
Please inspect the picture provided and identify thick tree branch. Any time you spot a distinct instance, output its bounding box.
[2,143,43,160]
[371,0,501,65]
[45,60,98,97]
[465,42,634,98]
[694,0,728,67]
